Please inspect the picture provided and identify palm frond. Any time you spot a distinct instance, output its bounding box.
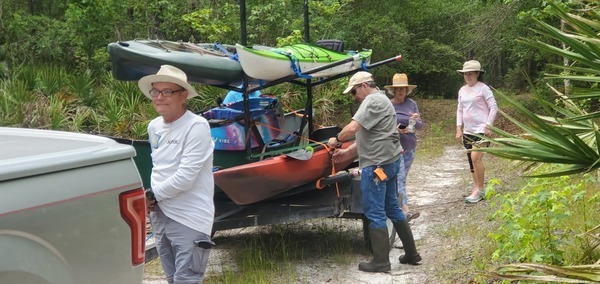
[487,263,600,283]
[478,91,600,176]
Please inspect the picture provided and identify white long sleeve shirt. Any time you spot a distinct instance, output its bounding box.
[456,81,498,134]
[148,110,215,235]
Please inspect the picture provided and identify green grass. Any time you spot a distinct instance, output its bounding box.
[144,219,367,283]
[209,220,367,283]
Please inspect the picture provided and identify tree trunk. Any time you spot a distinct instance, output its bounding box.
[562,19,570,96]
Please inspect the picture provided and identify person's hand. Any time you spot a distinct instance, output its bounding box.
[146,197,156,212]
[398,127,408,134]
[456,130,463,141]
[332,148,351,163]
[327,137,341,148]
[409,112,419,119]
[145,189,157,212]
[484,125,492,137]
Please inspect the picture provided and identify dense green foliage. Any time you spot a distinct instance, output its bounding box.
[490,171,598,264]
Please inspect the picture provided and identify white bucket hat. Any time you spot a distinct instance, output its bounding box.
[384,73,417,92]
[138,65,199,100]
[457,60,485,74]
[343,71,374,94]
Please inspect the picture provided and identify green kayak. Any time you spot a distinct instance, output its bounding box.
[108,39,244,85]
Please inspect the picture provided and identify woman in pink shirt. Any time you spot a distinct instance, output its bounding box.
[455,60,498,203]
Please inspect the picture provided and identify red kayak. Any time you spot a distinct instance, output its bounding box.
[214,141,355,205]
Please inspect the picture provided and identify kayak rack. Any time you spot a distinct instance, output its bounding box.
[236,54,403,158]
[144,1,405,262]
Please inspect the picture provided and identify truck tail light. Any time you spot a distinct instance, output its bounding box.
[119,188,146,266]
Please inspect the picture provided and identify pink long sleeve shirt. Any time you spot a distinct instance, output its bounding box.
[456,81,498,134]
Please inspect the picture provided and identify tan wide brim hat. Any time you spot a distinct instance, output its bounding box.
[343,71,374,94]
[138,65,199,100]
[384,73,417,92]
[457,60,485,74]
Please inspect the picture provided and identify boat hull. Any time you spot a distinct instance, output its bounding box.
[108,40,243,85]
[213,141,355,205]
[235,43,372,81]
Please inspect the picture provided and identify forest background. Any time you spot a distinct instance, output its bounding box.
[0,0,599,282]
[0,0,583,136]
[0,0,554,94]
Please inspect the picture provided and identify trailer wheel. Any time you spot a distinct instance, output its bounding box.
[361,215,396,252]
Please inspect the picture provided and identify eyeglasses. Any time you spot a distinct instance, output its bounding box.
[350,84,362,96]
[149,88,185,97]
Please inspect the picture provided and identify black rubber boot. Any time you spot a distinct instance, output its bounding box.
[358,227,391,272]
[393,220,422,265]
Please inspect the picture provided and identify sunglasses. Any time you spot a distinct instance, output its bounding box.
[350,83,362,96]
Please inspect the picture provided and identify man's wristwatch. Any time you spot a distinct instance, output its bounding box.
[335,134,343,143]
[334,134,343,147]
[145,189,156,202]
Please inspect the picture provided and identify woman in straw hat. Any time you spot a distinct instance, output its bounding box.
[385,73,422,222]
[455,60,498,203]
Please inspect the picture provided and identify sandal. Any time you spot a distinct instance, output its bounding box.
[406,211,420,222]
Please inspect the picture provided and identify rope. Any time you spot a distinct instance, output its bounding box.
[273,49,313,79]
[330,157,340,197]
[276,99,327,129]
[213,42,238,60]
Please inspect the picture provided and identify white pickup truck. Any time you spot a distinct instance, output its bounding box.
[0,127,146,284]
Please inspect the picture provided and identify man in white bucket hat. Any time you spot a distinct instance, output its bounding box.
[140,65,215,283]
[455,60,498,204]
[327,71,421,273]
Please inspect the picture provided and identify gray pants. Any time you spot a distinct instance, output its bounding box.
[150,206,212,284]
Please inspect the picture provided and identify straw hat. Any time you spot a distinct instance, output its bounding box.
[457,60,485,74]
[384,73,417,92]
[138,65,199,100]
[343,71,374,94]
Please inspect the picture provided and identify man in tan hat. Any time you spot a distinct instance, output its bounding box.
[384,73,422,222]
[140,65,215,283]
[327,71,421,273]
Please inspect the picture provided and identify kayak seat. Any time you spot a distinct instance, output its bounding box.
[315,40,345,52]
[265,131,299,151]
[312,126,342,142]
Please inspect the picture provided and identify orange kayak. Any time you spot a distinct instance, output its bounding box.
[214,141,355,205]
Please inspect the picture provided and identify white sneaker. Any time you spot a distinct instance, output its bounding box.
[465,190,485,203]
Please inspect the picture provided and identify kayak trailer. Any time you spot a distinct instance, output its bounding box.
[144,170,397,262]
